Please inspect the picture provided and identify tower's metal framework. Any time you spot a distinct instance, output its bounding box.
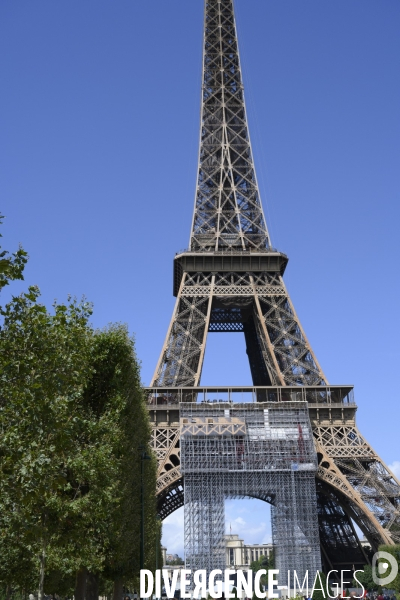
[148,0,400,575]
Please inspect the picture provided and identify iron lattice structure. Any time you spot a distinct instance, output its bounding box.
[148,0,400,576]
[181,401,321,584]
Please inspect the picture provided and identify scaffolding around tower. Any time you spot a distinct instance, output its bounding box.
[180,400,322,584]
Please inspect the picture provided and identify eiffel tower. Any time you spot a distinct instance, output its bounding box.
[147,0,400,574]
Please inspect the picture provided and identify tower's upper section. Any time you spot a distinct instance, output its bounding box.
[190,0,270,252]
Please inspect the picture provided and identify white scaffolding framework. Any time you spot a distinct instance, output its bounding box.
[180,401,322,584]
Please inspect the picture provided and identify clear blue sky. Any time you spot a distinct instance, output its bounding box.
[1,0,399,558]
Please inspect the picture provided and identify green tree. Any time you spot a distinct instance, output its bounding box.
[70,325,159,596]
[0,220,159,596]
[166,556,184,566]
[378,545,400,593]
[0,219,32,596]
[0,287,93,598]
[0,214,28,294]
[250,552,274,590]
[0,306,159,596]
[352,565,379,592]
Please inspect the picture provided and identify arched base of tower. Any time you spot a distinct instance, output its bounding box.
[157,476,377,576]
[157,479,184,520]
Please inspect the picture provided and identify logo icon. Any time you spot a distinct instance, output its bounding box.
[372,551,399,586]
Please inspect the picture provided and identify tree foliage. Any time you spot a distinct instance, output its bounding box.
[76,324,159,588]
[351,550,400,596]
[353,565,379,592]
[0,220,159,593]
[378,545,400,593]
[0,214,28,294]
[250,552,274,589]
[0,287,93,591]
[166,557,184,566]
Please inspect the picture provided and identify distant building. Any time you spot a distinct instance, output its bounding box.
[166,552,181,562]
[225,534,273,568]
[162,535,273,575]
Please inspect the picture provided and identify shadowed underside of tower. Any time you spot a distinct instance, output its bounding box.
[147,0,400,575]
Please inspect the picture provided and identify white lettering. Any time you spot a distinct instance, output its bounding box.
[140,570,153,599]
[326,570,339,599]
[293,570,309,597]
[180,569,191,599]
[268,570,279,599]
[225,569,236,599]
[237,570,253,598]
[155,570,161,599]
[163,569,179,599]
[352,570,365,598]
[209,569,223,599]
[341,570,352,596]
[311,572,326,598]
[193,570,207,599]
[254,570,266,598]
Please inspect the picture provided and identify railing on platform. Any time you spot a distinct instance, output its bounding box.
[144,385,354,406]
[175,247,284,256]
